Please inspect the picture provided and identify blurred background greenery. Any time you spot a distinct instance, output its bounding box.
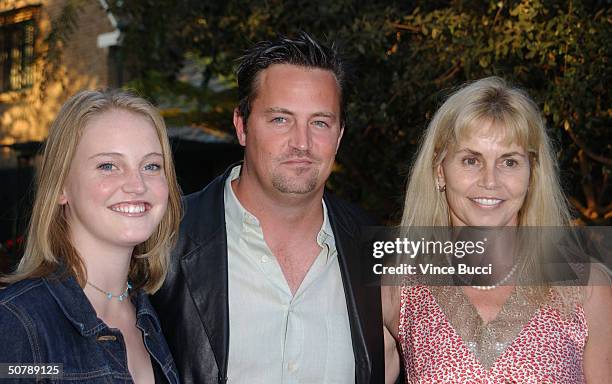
[64,0,612,224]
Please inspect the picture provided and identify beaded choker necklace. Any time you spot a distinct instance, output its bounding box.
[86,281,132,301]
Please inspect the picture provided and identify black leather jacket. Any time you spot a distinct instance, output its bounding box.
[151,165,384,384]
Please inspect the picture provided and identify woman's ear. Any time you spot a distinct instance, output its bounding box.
[436,163,447,192]
[435,152,446,192]
[58,189,68,205]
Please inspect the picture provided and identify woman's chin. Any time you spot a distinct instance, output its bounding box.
[455,214,518,227]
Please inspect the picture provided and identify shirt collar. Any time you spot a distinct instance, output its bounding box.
[317,201,333,248]
[224,165,259,230]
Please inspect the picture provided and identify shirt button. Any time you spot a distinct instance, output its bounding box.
[287,362,297,373]
[261,255,269,263]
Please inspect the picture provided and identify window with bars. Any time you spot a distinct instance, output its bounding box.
[0,7,38,93]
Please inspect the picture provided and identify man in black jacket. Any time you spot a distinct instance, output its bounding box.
[152,32,383,384]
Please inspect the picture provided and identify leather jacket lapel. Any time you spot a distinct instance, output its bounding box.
[178,167,236,382]
[324,193,372,384]
[181,227,229,382]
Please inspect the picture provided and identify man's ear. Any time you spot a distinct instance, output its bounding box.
[335,126,345,153]
[233,108,247,146]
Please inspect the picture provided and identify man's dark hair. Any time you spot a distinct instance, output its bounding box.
[236,31,347,128]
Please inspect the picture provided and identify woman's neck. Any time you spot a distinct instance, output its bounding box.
[72,235,135,321]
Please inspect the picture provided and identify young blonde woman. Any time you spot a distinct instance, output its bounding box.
[383,77,611,383]
[0,90,182,384]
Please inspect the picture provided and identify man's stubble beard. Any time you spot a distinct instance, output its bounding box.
[271,167,320,194]
[269,147,324,194]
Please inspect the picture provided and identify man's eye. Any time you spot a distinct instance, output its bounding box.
[271,117,288,124]
[312,120,329,128]
[97,163,116,171]
[144,163,162,171]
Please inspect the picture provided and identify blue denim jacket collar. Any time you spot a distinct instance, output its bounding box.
[42,274,162,337]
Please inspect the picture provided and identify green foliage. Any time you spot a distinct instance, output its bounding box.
[109,0,610,223]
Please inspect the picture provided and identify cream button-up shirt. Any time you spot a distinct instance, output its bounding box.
[224,165,355,384]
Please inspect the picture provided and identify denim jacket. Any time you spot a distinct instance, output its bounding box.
[0,274,180,383]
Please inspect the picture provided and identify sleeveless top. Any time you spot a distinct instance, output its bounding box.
[398,285,587,384]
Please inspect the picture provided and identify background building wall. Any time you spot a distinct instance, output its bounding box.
[0,0,115,147]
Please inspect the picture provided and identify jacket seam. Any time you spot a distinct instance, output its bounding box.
[0,279,44,304]
[1,301,41,362]
[60,368,116,379]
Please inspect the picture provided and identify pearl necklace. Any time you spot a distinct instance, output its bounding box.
[86,281,132,301]
[446,251,519,291]
[470,264,518,291]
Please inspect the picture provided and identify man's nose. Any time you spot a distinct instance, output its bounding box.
[288,121,311,151]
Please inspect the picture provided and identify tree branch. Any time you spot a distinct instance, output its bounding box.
[564,121,612,167]
[568,196,594,220]
[434,61,462,86]
[391,22,420,33]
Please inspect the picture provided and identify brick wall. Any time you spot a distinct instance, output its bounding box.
[0,0,116,146]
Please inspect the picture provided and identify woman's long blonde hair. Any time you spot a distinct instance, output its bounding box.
[400,77,581,307]
[2,89,182,293]
[401,76,571,228]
